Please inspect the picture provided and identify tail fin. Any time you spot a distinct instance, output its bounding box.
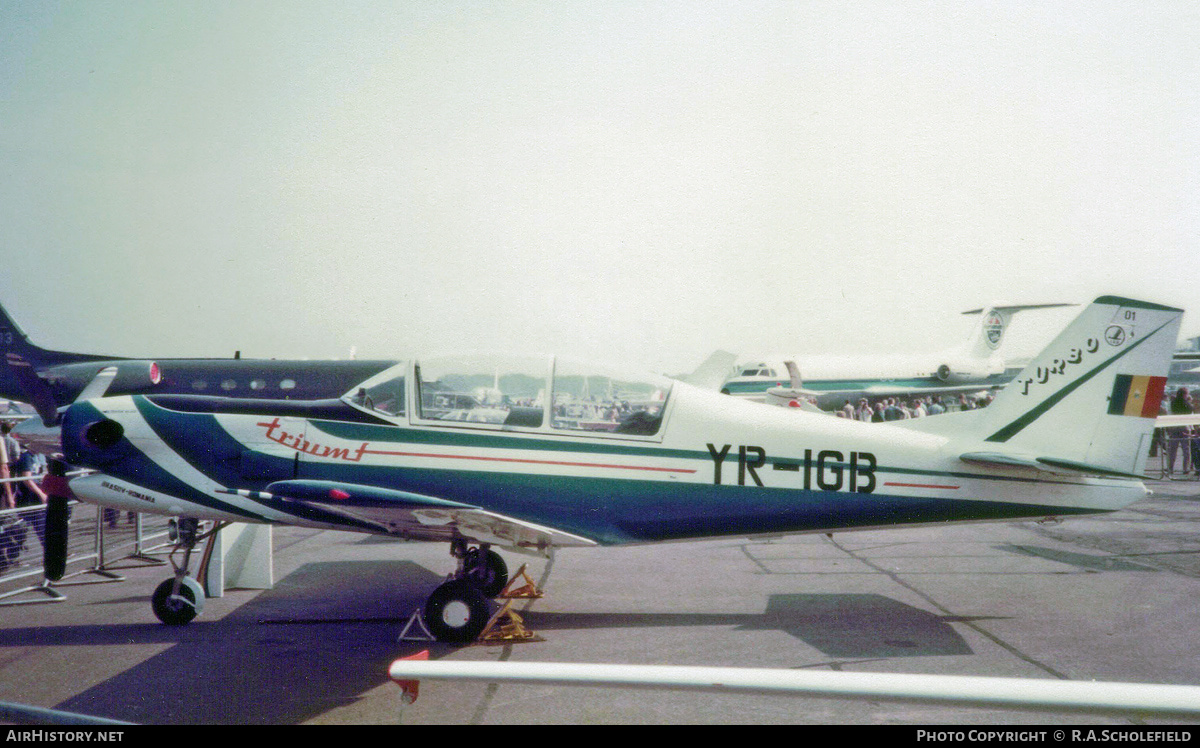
[0,301,35,356]
[959,303,1077,359]
[682,350,738,390]
[0,301,113,425]
[0,302,59,424]
[914,296,1183,478]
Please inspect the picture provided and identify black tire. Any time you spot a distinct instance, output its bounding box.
[151,577,200,626]
[424,579,491,644]
[465,548,509,598]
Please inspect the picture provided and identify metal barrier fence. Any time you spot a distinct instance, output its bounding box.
[0,472,175,607]
[1148,433,1200,480]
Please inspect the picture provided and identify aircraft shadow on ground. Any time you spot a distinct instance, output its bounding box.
[526,593,990,659]
[999,544,1160,573]
[41,580,988,723]
[49,560,449,725]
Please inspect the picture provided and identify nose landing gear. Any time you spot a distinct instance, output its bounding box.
[149,517,224,626]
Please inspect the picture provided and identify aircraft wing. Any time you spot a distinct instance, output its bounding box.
[220,480,597,554]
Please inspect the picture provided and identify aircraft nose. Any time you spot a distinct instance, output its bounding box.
[61,402,128,467]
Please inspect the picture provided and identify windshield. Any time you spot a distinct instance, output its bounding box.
[342,355,673,436]
[343,362,407,417]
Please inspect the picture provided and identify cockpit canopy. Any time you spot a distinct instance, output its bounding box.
[737,363,778,378]
[342,354,673,437]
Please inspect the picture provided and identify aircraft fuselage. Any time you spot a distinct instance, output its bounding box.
[62,379,1142,547]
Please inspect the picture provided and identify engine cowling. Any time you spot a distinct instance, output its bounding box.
[934,359,999,383]
[43,360,163,398]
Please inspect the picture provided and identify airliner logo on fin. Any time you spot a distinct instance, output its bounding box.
[984,311,1004,349]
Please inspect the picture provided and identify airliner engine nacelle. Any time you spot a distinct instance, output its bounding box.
[43,360,163,395]
[934,359,999,383]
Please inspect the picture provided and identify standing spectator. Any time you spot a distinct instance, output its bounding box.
[1166,389,1193,477]
[881,398,896,421]
[12,437,47,549]
[0,422,19,510]
[855,398,873,422]
[1185,389,1195,477]
[912,398,928,418]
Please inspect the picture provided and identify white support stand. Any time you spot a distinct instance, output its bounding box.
[203,523,273,597]
[398,609,437,642]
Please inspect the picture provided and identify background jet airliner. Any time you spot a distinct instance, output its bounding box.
[58,296,1179,644]
[720,303,1075,408]
[0,301,399,426]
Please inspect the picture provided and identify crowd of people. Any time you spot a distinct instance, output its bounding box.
[0,420,49,573]
[818,391,996,421]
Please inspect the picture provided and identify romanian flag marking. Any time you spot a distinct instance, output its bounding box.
[1108,374,1167,418]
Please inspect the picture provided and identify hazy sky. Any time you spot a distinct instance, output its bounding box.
[1,1,1197,373]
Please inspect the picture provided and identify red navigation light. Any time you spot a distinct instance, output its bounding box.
[149,362,162,384]
[329,488,351,501]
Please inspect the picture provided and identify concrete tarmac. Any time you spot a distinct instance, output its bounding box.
[1,479,1198,725]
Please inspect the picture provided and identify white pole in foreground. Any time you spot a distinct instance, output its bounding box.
[388,658,1200,719]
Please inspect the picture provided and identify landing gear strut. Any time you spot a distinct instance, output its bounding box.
[150,517,223,625]
[462,544,508,597]
[421,540,510,643]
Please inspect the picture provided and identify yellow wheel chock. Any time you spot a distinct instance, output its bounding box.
[498,563,543,599]
[477,599,544,644]
[476,564,546,643]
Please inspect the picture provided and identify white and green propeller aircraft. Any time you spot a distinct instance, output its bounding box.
[56,296,1180,643]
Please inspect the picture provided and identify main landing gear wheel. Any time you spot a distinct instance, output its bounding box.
[423,579,491,644]
[151,576,205,625]
[464,547,508,598]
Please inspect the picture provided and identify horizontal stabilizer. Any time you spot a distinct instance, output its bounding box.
[960,452,1145,480]
[4,352,59,426]
[1034,457,1146,480]
[957,303,1078,359]
[961,303,1077,315]
[959,451,1043,471]
[1156,414,1200,428]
